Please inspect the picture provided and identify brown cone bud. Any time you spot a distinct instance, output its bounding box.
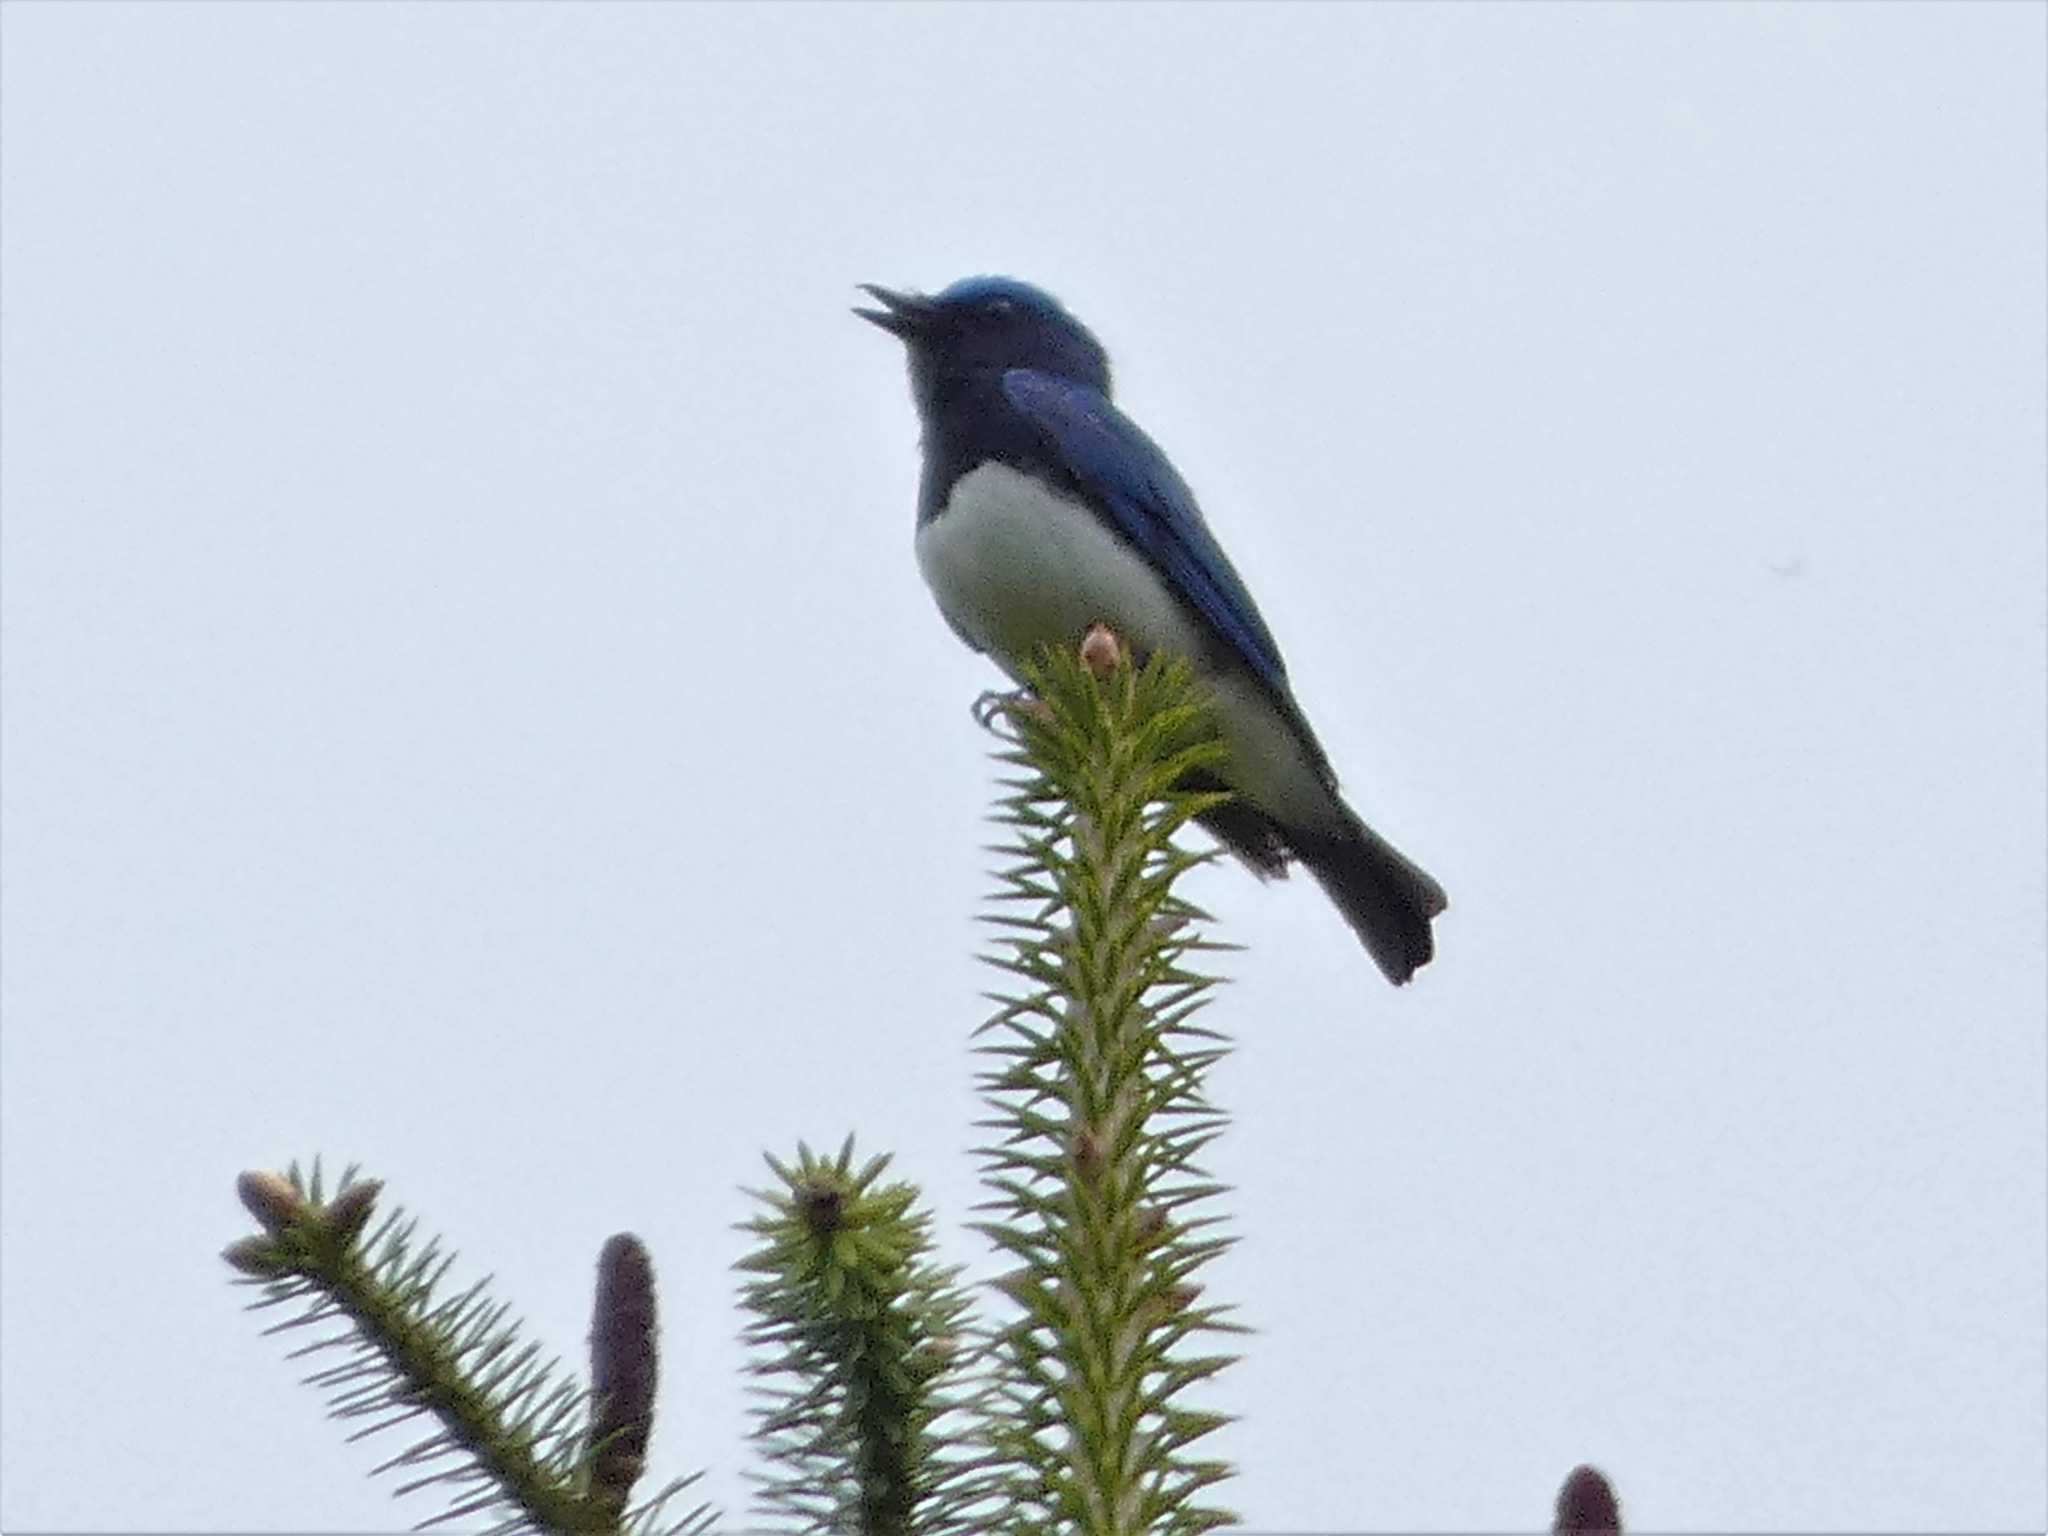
[221,1236,292,1276]
[1554,1464,1621,1534]
[320,1179,382,1245]
[1080,624,1123,679]
[237,1170,305,1233]
[588,1234,658,1509]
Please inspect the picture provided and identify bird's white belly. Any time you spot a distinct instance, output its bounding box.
[916,461,1340,829]
[916,462,1207,668]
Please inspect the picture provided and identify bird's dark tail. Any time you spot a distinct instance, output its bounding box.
[1291,811,1447,985]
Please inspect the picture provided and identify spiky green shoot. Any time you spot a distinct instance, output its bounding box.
[976,643,1242,1536]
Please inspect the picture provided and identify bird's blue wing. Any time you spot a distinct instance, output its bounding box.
[1000,368,1291,698]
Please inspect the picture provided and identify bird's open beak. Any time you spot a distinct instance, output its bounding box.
[853,284,939,339]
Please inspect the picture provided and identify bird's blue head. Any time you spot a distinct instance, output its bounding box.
[856,276,1112,415]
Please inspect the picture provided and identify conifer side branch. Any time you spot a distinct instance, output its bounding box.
[223,1163,710,1536]
[739,1139,993,1536]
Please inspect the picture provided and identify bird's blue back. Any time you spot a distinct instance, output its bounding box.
[994,368,1292,703]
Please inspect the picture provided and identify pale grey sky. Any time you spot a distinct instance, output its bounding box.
[2,3,2043,1531]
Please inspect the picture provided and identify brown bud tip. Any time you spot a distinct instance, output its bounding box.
[320,1179,382,1244]
[589,1234,658,1504]
[1554,1463,1621,1535]
[236,1170,305,1233]
[222,1236,292,1277]
[795,1181,844,1238]
[1135,1205,1171,1244]
[1080,623,1123,678]
[993,1266,1038,1307]
[1070,1124,1108,1183]
[907,1332,959,1383]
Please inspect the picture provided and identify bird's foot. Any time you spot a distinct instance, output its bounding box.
[972,688,1049,735]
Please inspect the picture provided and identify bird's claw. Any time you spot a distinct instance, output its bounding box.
[972,687,1048,735]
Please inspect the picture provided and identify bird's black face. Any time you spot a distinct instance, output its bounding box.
[856,276,1112,414]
